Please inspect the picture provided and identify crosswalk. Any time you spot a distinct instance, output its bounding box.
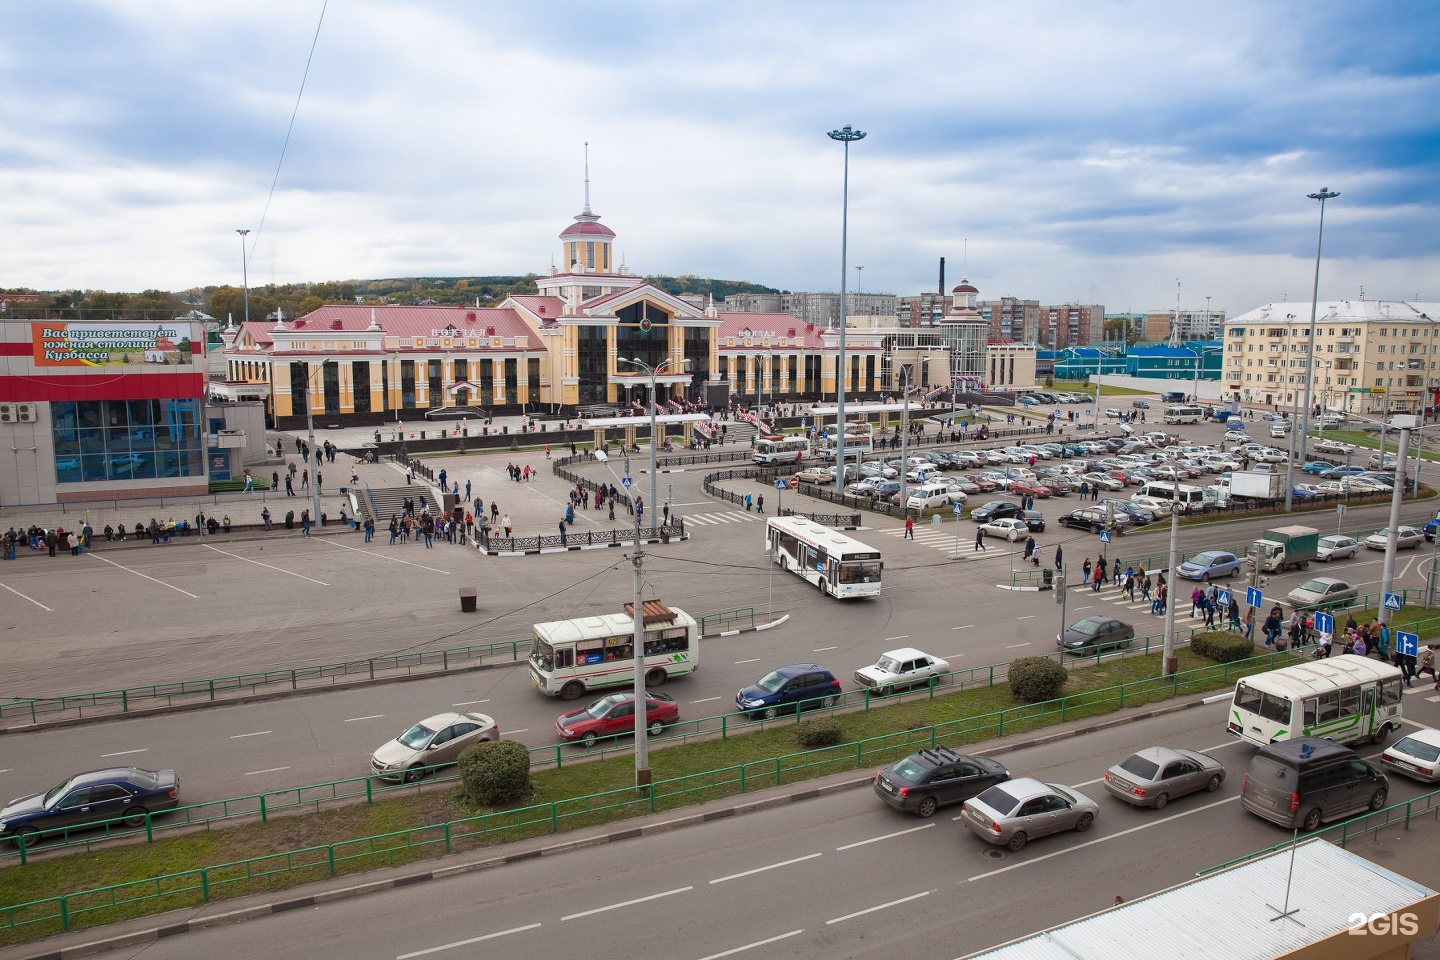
[1064,579,1231,630]
[681,510,765,526]
[877,523,977,557]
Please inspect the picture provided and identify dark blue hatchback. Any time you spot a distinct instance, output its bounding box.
[736,664,841,719]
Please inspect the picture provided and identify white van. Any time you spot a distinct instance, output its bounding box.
[1140,481,1209,513]
[906,481,966,510]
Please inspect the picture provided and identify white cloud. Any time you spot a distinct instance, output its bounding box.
[0,0,1434,319]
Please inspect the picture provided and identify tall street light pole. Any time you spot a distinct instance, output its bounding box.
[236,229,251,327]
[899,363,912,510]
[828,124,865,487]
[1378,417,1415,633]
[1161,501,1181,676]
[620,356,689,530]
[1298,188,1340,467]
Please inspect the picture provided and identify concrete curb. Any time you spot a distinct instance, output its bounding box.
[5,694,1211,960]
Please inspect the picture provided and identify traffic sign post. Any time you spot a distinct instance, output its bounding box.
[1397,631,1420,658]
[774,477,787,515]
[1246,586,1263,609]
[1216,589,1231,609]
[1098,530,1111,544]
[1384,592,1403,612]
[1312,611,1334,636]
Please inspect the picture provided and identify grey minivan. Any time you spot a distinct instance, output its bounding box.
[1239,737,1388,832]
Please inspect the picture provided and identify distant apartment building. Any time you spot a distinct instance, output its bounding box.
[1142,309,1225,342]
[978,297,1041,341]
[722,291,897,326]
[1038,303,1105,350]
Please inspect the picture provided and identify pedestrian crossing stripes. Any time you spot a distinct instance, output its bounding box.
[1066,581,1236,628]
[680,511,764,526]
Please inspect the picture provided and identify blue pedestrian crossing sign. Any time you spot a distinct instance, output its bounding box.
[1216,589,1231,608]
[953,503,964,515]
[1312,611,1334,636]
[1098,530,1111,544]
[774,479,788,490]
[1397,631,1420,657]
[1246,586,1263,608]
[1383,592,1403,611]
[621,476,633,488]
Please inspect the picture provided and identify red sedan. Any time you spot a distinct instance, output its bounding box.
[555,692,680,747]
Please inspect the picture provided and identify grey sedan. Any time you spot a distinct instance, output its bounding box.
[1286,577,1359,609]
[1102,746,1225,809]
[960,777,1098,852]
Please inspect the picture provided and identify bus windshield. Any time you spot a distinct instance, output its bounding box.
[838,559,882,584]
[531,638,555,672]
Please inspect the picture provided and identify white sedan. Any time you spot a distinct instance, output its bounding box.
[853,648,951,695]
[1081,473,1125,491]
[980,518,1030,540]
[1224,430,1251,443]
[1104,408,1123,418]
[1313,439,1354,454]
[1365,526,1424,551]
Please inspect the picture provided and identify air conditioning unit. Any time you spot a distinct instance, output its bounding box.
[17,403,36,422]
[0,404,14,423]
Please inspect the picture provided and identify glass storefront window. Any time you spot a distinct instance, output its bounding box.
[51,399,206,483]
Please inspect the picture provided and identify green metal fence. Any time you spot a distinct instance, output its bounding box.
[0,650,1306,939]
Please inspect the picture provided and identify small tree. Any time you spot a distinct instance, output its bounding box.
[1009,657,1068,704]
[457,739,531,807]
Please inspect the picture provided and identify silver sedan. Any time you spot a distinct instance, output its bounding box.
[1102,746,1225,809]
[960,777,1098,851]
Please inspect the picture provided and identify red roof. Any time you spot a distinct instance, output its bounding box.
[714,312,857,350]
[560,211,616,240]
[237,304,543,351]
[508,295,567,323]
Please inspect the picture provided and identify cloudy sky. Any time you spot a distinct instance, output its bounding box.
[3,0,1437,316]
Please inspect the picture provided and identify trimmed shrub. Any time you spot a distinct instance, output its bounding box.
[457,739,532,806]
[1009,657,1069,704]
[795,718,843,749]
[1190,630,1257,663]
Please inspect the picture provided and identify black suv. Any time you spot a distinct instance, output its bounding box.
[736,664,841,720]
[873,748,1011,818]
[970,501,1022,523]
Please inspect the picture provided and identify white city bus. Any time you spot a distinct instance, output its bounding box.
[752,434,810,466]
[765,515,883,598]
[529,601,699,700]
[817,422,875,460]
[1225,654,1404,747]
[1163,404,1204,424]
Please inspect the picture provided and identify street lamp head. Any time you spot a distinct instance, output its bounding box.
[236,228,249,237]
[1308,188,1340,202]
[827,125,867,143]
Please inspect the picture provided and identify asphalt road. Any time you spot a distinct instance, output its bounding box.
[3,415,1439,812]
[42,689,1440,960]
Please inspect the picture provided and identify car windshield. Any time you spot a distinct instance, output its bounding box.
[43,778,73,806]
[875,656,901,674]
[585,695,626,719]
[1118,754,1160,780]
[1192,552,1224,565]
[1069,619,1101,636]
[397,721,440,749]
[974,784,1021,816]
[1297,579,1329,593]
[756,670,790,693]
[1393,737,1440,763]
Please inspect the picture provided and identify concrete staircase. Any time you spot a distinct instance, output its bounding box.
[355,484,444,524]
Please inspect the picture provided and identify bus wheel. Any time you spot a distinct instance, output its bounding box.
[645,668,667,687]
[1370,724,1390,746]
[560,681,584,701]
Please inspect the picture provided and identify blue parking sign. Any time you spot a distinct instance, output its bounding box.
[1246,586,1263,608]
[1312,611,1334,636]
[1397,632,1420,657]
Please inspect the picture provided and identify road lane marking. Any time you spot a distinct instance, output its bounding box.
[397,922,542,959]
[1005,642,1031,649]
[201,543,330,585]
[813,645,837,652]
[100,748,147,758]
[318,538,452,574]
[501,728,528,735]
[826,890,933,925]
[230,730,272,739]
[835,822,934,851]
[735,658,761,664]
[1015,615,1036,620]
[690,697,722,704]
[884,635,910,642]
[245,766,291,776]
[964,795,1237,882]
[84,553,199,598]
[0,581,52,612]
[953,624,974,630]
[695,930,804,960]
[561,886,692,921]
[711,852,823,884]
[451,700,490,706]
[344,714,385,722]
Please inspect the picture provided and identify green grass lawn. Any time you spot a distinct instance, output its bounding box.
[0,647,1282,945]
[1308,428,1440,464]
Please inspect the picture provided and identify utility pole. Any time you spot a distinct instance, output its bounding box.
[1161,502,1181,675]
[1377,417,1415,632]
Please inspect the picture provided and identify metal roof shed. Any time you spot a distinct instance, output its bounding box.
[965,840,1438,959]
